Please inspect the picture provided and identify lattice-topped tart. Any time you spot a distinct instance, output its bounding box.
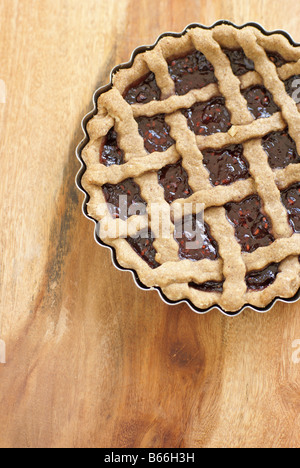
[80,23,300,314]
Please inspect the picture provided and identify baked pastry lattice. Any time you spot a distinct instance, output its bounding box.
[81,24,300,313]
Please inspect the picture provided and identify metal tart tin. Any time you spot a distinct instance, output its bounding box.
[76,20,300,317]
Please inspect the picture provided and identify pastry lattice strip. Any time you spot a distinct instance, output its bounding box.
[82,25,300,311]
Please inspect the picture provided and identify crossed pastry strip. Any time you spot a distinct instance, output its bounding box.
[82,25,300,312]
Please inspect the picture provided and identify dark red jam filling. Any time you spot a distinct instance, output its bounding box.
[182,97,232,136]
[284,74,300,102]
[225,195,275,253]
[136,114,175,153]
[123,72,161,105]
[223,48,255,76]
[267,51,287,67]
[281,182,300,232]
[168,50,217,96]
[246,263,280,291]
[100,127,125,166]
[157,160,193,203]
[102,178,146,220]
[223,49,286,77]
[189,262,279,293]
[175,217,219,261]
[202,144,250,186]
[189,281,224,293]
[126,229,160,269]
[262,129,300,169]
[242,85,280,119]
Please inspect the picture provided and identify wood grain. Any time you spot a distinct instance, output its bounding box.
[0,0,300,448]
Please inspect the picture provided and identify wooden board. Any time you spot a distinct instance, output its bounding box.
[1,0,300,448]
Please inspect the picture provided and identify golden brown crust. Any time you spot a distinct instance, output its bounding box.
[81,24,300,313]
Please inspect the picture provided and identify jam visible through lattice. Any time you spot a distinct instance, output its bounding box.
[224,48,287,76]
[262,129,300,169]
[136,114,175,153]
[168,50,217,95]
[189,281,224,293]
[158,160,193,203]
[284,74,300,103]
[242,85,280,119]
[100,127,125,166]
[89,27,300,313]
[189,262,280,293]
[281,183,300,233]
[225,195,275,253]
[175,217,219,261]
[126,229,160,269]
[267,51,287,67]
[223,48,255,76]
[182,97,232,136]
[102,179,146,220]
[202,144,250,186]
[246,263,280,291]
[124,72,161,104]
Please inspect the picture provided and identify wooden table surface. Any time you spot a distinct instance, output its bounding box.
[1,0,300,449]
